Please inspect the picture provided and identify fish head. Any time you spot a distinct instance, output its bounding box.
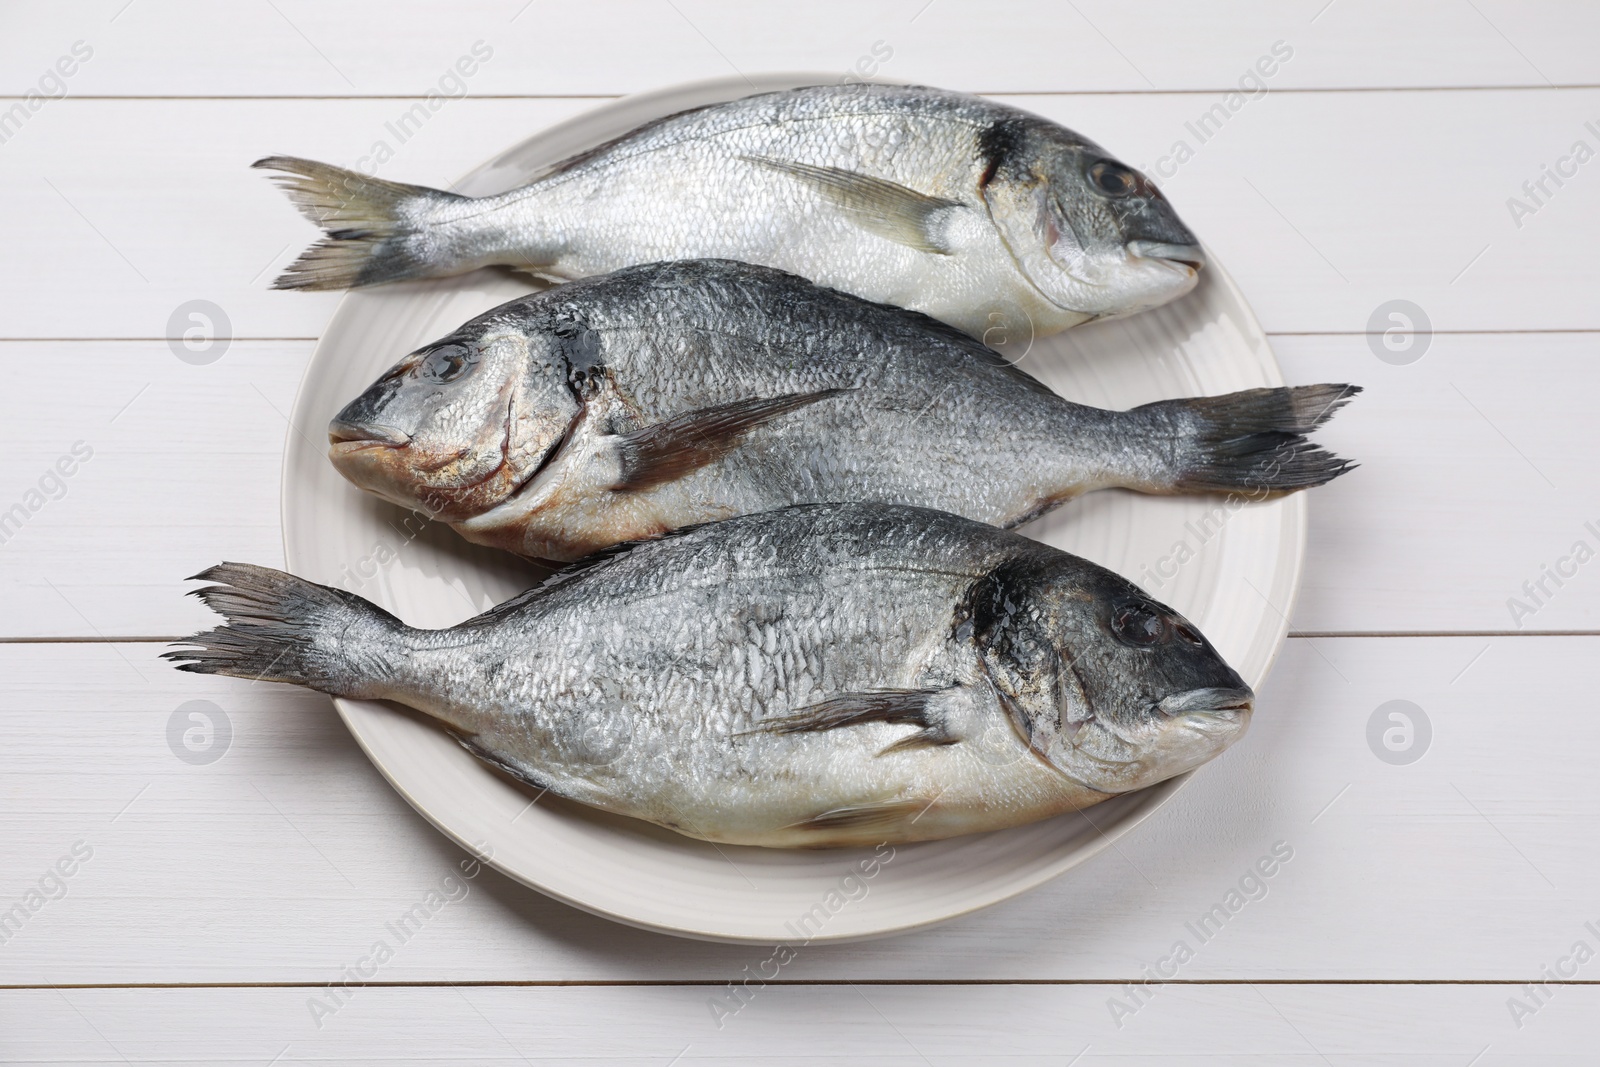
[981,123,1203,322]
[328,315,578,522]
[972,556,1250,794]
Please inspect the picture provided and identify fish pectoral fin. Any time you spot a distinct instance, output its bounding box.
[748,687,960,755]
[611,389,848,491]
[789,798,934,835]
[741,156,962,255]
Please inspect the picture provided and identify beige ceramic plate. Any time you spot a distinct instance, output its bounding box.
[281,74,1303,943]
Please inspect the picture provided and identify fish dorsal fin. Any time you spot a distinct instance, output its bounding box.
[613,389,849,491]
[742,155,961,255]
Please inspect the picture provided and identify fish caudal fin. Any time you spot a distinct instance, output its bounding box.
[253,156,470,290]
[1137,384,1361,496]
[163,562,408,698]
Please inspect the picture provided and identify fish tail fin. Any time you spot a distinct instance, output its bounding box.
[1134,384,1361,495]
[163,562,409,698]
[253,156,478,290]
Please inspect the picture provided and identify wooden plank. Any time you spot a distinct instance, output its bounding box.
[1,89,1597,339]
[1281,331,1600,635]
[3,983,1594,1065]
[3,333,1593,639]
[3,0,1596,96]
[0,99,593,342]
[0,341,301,639]
[2,636,1594,983]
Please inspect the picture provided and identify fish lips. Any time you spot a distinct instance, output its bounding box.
[327,415,532,524]
[327,419,429,512]
[1157,686,1254,719]
[1126,240,1206,272]
[329,419,412,449]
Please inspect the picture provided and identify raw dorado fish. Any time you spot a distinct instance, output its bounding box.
[257,83,1205,337]
[167,504,1253,848]
[328,259,1358,562]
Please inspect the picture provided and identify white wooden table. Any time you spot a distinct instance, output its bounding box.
[4,3,1597,1062]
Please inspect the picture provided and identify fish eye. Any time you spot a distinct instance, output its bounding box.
[1111,600,1168,648]
[1087,161,1137,198]
[417,343,477,384]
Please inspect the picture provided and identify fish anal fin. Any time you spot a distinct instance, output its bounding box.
[613,389,847,491]
[742,156,961,255]
[791,798,932,835]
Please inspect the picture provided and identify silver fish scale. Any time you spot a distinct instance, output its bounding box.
[173,501,1253,844]
[472,85,1065,331]
[337,269,1359,571]
[532,84,1006,197]
[479,259,1118,534]
[415,505,1053,836]
[272,82,1206,334]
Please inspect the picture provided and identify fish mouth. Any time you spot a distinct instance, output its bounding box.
[328,419,412,451]
[1127,241,1206,271]
[1157,686,1253,718]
